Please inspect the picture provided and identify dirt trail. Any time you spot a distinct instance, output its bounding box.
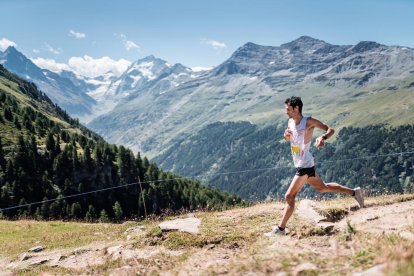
[338,201,414,233]
[176,199,414,275]
[1,199,413,275]
[297,199,414,237]
[336,200,414,238]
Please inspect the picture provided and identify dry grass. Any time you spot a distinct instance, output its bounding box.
[0,220,139,258]
[1,193,413,275]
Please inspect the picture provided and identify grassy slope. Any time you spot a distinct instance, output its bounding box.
[0,76,70,126]
[153,79,414,169]
[229,81,414,130]
[121,72,414,159]
[1,194,413,275]
[0,74,74,148]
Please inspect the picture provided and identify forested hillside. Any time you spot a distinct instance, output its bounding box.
[155,122,414,200]
[0,65,243,220]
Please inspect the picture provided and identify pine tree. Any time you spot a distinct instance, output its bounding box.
[99,209,110,222]
[143,157,150,169]
[113,201,123,222]
[0,137,6,170]
[83,145,94,172]
[85,205,97,222]
[3,107,13,121]
[6,159,15,183]
[46,132,55,153]
[49,198,62,219]
[0,182,12,208]
[0,92,6,102]
[13,116,21,129]
[60,131,69,143]
[40,197,49,219]
[94,144,103,165]
[70,202,82,219]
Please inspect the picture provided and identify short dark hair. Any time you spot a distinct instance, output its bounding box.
[285,96,303,113]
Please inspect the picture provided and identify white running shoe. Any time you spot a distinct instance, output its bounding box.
[354,187,364,208]
[264,226,287,237]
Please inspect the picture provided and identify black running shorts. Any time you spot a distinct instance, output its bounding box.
[295,166,316,177]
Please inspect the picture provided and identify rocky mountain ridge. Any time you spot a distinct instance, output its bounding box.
[87,36,414,157]
[0,48,199,123]
[0,46,96,118]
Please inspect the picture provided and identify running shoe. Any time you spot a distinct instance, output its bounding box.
[264,226,287,237]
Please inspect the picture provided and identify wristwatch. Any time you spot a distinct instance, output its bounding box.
[322,133,328,140]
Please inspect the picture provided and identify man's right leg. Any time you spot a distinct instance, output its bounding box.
[279,174,307,228]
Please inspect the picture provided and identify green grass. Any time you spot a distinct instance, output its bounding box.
[0,220,132,258]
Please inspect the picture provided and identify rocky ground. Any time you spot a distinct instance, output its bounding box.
[1,195,414,275]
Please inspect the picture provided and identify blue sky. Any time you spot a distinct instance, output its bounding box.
[1,0,414,77]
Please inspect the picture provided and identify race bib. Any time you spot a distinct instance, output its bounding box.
[291,144,300,155]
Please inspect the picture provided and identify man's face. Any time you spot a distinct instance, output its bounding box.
[284,104,298,118]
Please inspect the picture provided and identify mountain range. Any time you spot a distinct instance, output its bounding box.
[2,36,414,199]
[0,46,96,118]
[0,47,200,123]
[88,36,414,156]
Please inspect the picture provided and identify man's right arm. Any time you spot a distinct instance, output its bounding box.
[283,120,292,141]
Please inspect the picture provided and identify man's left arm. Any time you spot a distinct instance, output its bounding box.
[308,117,335,148]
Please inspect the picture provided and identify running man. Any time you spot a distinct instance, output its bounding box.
[265,96,364,236]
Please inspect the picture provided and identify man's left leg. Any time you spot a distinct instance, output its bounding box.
[307,173,364,207]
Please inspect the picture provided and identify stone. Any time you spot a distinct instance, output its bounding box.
[124,225,145,234]
[159,217,201,234]
[352,263,386,276]
[293,262,318,275]
[29,259,48,266]
[0,271,14,276]
[399,231,414,241]
[107,245,123,256]
[19,253,31,261]
[297,200,326,223]
[29,246,45,252]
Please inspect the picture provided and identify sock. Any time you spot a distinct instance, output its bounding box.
[278,226,285,231]
[352,190,356,196]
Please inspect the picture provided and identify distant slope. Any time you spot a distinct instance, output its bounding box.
[88,36,414,158]
[154,122,414,200]
[87,36,414,201]
[0,65,243,220]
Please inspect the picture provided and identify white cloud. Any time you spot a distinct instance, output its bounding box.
[119,34,140,51]
[69,30,86,39]
[32,49,40,54]
[30,56,131,77]
[201,39,227,50]
[0,38,17,51]
[45,43,61,54]
[31,58,70,73]
[124,40,139,51]
[68,55,131,77]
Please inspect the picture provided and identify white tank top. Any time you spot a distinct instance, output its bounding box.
[289,116,314,168]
